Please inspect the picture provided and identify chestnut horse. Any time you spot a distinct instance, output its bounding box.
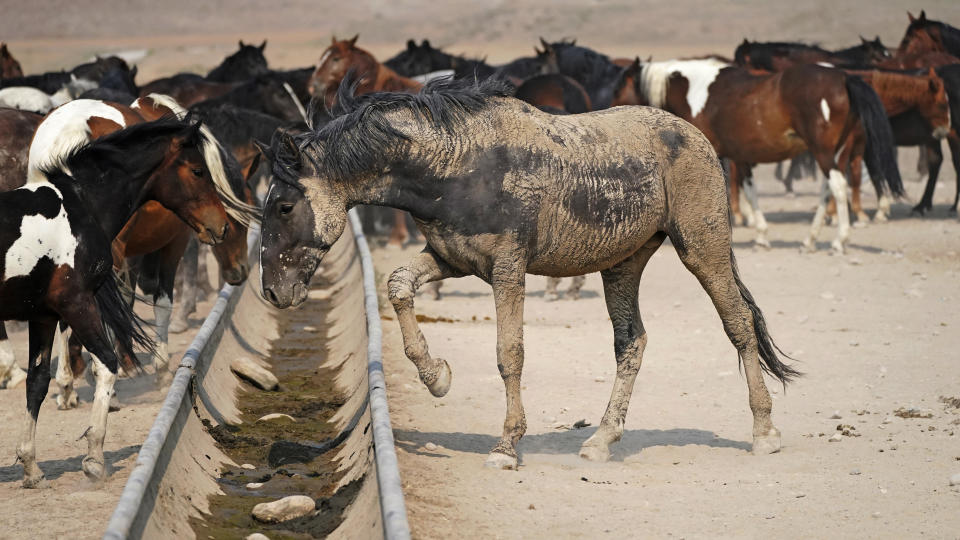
[308,35,422,247]
[1,43,23,78]
[898,11,960,58]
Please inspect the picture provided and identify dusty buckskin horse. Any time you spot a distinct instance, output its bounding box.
[258,79,798,470]
[1,116,230,487]
[1,43,23,78]
[632,58,903,253]
[308,35,423,249]
[733,37,892,70]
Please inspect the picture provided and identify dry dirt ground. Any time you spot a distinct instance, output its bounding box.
[2,1,960,539]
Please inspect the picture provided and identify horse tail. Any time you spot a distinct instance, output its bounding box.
[93,270,154,371]
[730,248,801,386]
[845,75,904,198]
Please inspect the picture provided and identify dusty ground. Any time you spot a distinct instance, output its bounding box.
[3,1,960,539]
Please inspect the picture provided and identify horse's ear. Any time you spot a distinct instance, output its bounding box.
[539,37,550,50]
[239,40,245,48]
[908,11,915,22]
[331,36,338,45]
[928,68,940,91]
[919,10,927,21]
[259,40,267,51]
[422,39,432,50]
[253,139,275,163]
[347,34,359,47]
[860,35,868,44]
[244,151,262,182]
[407,39,417,51]
[742,38,750,45]
[631,57,642,71]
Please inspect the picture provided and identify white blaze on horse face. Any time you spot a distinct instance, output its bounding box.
[4,183,78,279]
[820,98,831,122]
[640,58,728,118]
[317,49,332,69]
[27,99,126,184]
[816,62,835,68]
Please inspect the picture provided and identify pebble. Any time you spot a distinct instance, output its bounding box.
[246,482,264,490]
[828,433,843,442]
[871,512,881,518]
[252,495,316,523]
[257,413,296,423]
[882,417,894,424]
[830,411,842,419]
[424,442,438,451]
[820,291,835,300]
[849,469,861,475]
[230,357,279,391]
[303,326,318,332]
[241,463,256,470]
[594,376,605,383]
[246,534,270,540]
[949,473,960,486]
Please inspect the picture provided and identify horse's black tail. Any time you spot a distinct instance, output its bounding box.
[730,248,801,386]
[93,270,154,372]
[845,75,904,198]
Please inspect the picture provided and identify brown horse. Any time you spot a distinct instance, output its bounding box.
[308,35,422,247]
[634,59,903,253]
[734,38,892,70]
[898,11,960,58]
[139,74,240,107]
[0,43,23,78]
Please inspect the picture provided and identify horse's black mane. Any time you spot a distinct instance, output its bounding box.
[275,77,513,186]
[546,41,623,107]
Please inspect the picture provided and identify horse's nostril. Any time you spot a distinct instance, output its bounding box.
[264,288,279,304]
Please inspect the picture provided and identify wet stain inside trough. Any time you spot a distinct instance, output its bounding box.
[191,300,369,539]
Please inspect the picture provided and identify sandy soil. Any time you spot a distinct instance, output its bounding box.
[376,164,960,539]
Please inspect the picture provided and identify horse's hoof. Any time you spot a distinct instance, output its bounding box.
[21,474,49,489]
[168,317,189,334]
[732,214,744,227]
[754,237,772,250]
[566,291,581,301]
[752,428,782,455]
[785,191,796,199]
[874,212,890,223]
[108,394,122,412]
[483,452,518,470]
[5,368,27,390]
[801,239,816,253]
[830,240,845,255]
[81,457,105,482]
[545,293,561,302]
[578,443,611,463]
[425,359,452,398]
[56,391,78,410]
[852,220,867,229]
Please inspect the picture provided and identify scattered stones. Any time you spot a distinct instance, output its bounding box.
[252,495,316,523]
[241,463,256,470]
[231,357,279,391]
[882,417,894,424]
[246,482,264,490]
[257,413,296,423]
[572,419,591,429]
[424,442,438,452]
[836,424,860,437]
[949,473,960,486]
[850,469,861,476]
[830,411,842,419]
[528,504,536,510]
[894,407,933,419]
[302,326,318,332]
[828,433,843,442]
[246,534,270,540]
[871,512,881,518]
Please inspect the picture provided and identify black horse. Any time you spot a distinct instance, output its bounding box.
[734,38,892,70]
[206,40,270,82]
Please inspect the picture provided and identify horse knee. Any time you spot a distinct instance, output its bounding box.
[387,268,415,308]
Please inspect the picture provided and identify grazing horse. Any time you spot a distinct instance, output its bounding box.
[733,38,892,70]
[258,79,798,470]
[1,43,23,78]
[1,117,229,487]
[634,59,903,253]
[898,11,960,58]
[207,40,269,82]
[308,35,423,247]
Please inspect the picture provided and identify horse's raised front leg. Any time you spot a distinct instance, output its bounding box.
[485,257,527,470]
[0,323,26,390]
[54,322,79,409]
[580,234,663,462]
[17,318,57,488]
[388,247,460,397]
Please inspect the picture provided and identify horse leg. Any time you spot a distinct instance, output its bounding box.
[54,322,79,409]
[912,142,943,216]
[566,275,586,300]
[485,257,527,470]
[847,154,869,226]
[170,236,198,334]
[545,277,562,301]
[740,171,770,248]
[387,209,410,248]
[0,323,26,389]
[580,235,664,462]
[153,241,183,385]
[17,318,57,488]
[388,247,460,397]
[728,163,744,226]
[948,136,960,213]
[803,176,832,252]
[826,169,851,254]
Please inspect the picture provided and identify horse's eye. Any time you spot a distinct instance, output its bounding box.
[192,168,204,176]
[279,203,294,215]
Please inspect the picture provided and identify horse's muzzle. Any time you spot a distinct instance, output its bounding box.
[933,125,950,140]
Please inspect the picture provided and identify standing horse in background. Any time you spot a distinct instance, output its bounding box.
[308,35,422,248]
[733,38,892,70]
[635,60,902,253]
[258,79,797,470]
[536,39,625,109]
[207,40,269,82]
[1,43,23,78]
[898,11,960,58]
[2,117,231,487]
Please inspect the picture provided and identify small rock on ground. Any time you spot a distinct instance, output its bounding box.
[424,442,438,451]
[949,473,960,486]
[231,357,279,391]
[252,495,316,523]
[246,482,264,490]
[830,411,842,419]
[257,413,296,423]
[828,433,843,442]
[246,534,270,540]
[241,463,256,470]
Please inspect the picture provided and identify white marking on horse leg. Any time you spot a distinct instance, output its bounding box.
[154,293,173,374]
[17,408,43,486]
[54,326,78,409]
[820,98,831,122]
[875,193,891,222]
[0,339,26,389]
[741,179,770,248]
[82,355,116,481]
[828,169,850,253]
[804,178,833,252]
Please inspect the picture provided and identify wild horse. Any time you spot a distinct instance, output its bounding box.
[258,79,798,470]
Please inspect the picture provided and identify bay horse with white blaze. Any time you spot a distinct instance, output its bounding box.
[1,116,230,487]
[258,79,797,470]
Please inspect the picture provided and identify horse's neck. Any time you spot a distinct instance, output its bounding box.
[67,162,158,239]
[372,64,422,93]
[869,73,925,115]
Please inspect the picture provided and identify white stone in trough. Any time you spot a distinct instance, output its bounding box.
[231,357,279,391]
[252,495,316,523]
[257,413,296,423]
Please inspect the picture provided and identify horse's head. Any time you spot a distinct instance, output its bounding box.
[99,65,139,96]
[209,151,260,285]
[386,39,449,77]
[309,35,377,107]
[1,42,23,78]
[258,130,347,308]
[860,35,892,63]
[535,38,560,75]
[610,57,648,107]
[249,75,303,122]
[899,11,943,56]
[918,67,952,139]
[208,40,269,81]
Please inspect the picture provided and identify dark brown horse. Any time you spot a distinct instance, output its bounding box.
[734,38,892,70]
[898,11,960,58]
[514,73,592,114]
[0,43,23,78]
[139,74,240,107]
[308,35,423,247]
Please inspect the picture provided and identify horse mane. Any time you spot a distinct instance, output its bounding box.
[142,93,259,224]
[904,17,960,56]
[549,41,622,91]
[733,41,828,68]
[283,77,513,184]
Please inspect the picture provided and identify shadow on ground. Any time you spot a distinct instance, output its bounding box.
[0,444,140,483]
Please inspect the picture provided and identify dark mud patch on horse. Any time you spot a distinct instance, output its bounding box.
[191,311,366,538]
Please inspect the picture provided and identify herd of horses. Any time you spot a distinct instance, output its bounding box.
[0,10,957,485]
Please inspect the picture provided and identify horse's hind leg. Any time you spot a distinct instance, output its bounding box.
[740,173,770,248]
[566,275,586,300]
[17,318,57,487]
[948,137,960,213]
[54,322,79,409]
[912,142,943,216]
[669,220,795,454]
[0,323,26,389]
[545,277,562,300]
[580,234,664,462]
[388,247,461,398]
